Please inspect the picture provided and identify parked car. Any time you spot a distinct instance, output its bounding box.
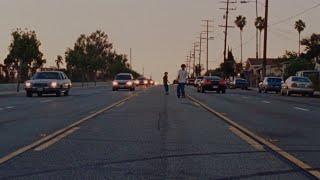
[230,78,249,90]
[112,73,135,91]
[25,71,72,97]
[197,76,227,94]
[258,77,282,93]
[186,78,195,86]
[281,76,314,96]
[194,76,204,87]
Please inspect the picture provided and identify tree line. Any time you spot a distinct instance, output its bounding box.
[0,29,140,86]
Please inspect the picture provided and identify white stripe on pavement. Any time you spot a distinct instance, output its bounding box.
[294,107,310,112]
[262,101,271,104]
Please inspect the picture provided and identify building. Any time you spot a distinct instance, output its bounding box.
[245,58,288,87]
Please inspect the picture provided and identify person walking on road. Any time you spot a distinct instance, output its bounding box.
[176,64,188,98]
[163,72,170,95]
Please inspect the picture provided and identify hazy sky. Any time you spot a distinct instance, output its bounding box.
[1,0,320,81]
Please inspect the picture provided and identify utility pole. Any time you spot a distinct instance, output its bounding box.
[202,20,214,72]
[262,0,269,78]
[219,0,236,62]
[129,48,132,69]
[193,43,197,77]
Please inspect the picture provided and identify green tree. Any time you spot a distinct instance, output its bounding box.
[235,15,247,64]
[255,17,265,58]
[281,51,314,79]
[294,19,306,56]
[301,33,320,63]
[4,28,45,91]
[55,55,63,70]
[221,49,236,77]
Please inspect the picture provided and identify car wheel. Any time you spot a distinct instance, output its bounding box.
[64,90,69,96]
[197,87,200,93]
[56,90,61,97]
[26,91,33,97]
[258,88,262,93]
[201,87,205,93]
[130,88,135,91]
[217,90,220,94]
[222,89,226,94]
[281,90,285,96]
[37,92,43,97]
[309,92,314,97]
[286,90,291,96]
[264,89,268,93]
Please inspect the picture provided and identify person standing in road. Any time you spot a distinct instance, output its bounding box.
[177,64,188,98]
[163,72,170,95]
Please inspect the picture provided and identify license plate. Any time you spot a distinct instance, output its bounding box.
[213,86,218,88]
[37,88,43,92]
[298,84,305,88]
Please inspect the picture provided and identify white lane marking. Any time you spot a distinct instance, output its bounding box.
[262,101,271,104]
[294,107,310,112]
[6,106,14,109]
[0,108,3,111]
[242,96,249,99]
[40,100,53,103]
[34,127,80,151]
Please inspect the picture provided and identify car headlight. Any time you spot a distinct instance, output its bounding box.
[134,80,139,84]
[150,81,154,84]
[51,81,58,88]
[144,80,148,84]
[112,81,118,86]
[126,81,133,86]
[25,82,32,88]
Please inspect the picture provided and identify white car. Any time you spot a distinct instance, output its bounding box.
[25,71,72,97]
[281,76,314,96]
[112,73,135,91]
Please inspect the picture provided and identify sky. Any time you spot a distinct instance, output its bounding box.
[1,0,320,82]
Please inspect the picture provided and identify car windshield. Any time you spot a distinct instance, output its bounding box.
[292,77,310,82]
[236,79,247,83]
[115,75,132,80]
[267,78,282,83]
[33,72,60,79]
[206,76,221,80]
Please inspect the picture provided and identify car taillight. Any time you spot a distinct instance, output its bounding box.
[219,80,227,85]
[291,83,297,87]
[204,80,211,85]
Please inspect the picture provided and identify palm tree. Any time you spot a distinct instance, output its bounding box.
[294,19,306,56]
[55,55,63,70]
[235,15,247,64]
[255,16,265,59]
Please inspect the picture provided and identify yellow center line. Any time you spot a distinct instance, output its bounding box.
[186,94,320,179]
[229,126,265,151]
[0,92,138,165]
[34,127,80,151]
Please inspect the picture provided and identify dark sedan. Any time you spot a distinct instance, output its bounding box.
[197,76,227,94]
[230,78,249,90]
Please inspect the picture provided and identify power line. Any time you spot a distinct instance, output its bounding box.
[269,2,320,27]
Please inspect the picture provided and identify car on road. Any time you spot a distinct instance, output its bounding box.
[281,76,314,96]
[230,78,249,90]
[194,76,204,87]
[135,77,149,87]
[186,78,195,86]
[258,77,282,93]
[25,71,72,97]
[112,73,135,91]
[197,76,227,94]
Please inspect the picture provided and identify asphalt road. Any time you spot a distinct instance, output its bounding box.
[0,85,318,179]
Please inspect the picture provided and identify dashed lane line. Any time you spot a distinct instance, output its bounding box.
[294,107,310,112]
[262,101,271,104]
